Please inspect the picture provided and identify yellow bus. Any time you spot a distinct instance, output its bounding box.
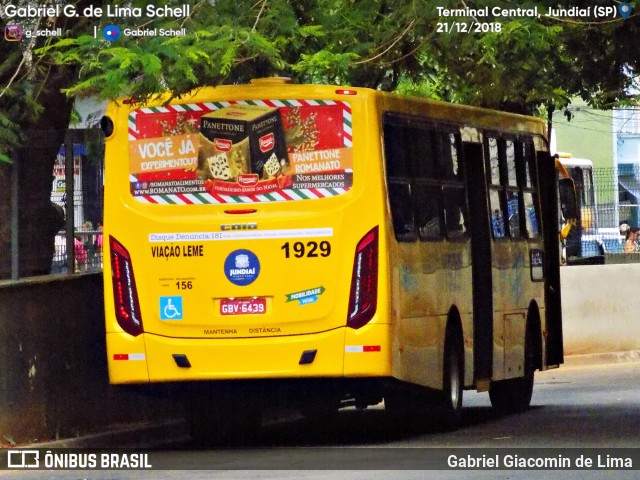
[101,78,570,440]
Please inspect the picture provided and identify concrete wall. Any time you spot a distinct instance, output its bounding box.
[561,263,640,355]
[0,274,179,445]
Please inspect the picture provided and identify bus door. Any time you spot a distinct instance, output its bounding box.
[538,150,564,366]
[462,137,493,384]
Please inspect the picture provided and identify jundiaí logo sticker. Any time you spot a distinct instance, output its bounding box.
[224,249,260,286]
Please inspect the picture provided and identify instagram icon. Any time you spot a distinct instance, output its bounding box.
[4,24,23,41]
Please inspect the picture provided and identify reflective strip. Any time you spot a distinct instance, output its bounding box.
[128,110,138,140]
[345,346,381,353]
[113,353,146,361]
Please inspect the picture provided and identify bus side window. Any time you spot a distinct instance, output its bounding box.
[524,192,540,237]
[409,127,443,241]
[520,141,540,239]
[488,136,501,185]
[505,140,522,238]
[444,186,467,240]
[487,136,507,239]
[384,123,409,178]
[414,182,441,240]
[384,118,417,242]
[505,140,518,187]
[438,132,460,180]
[442,133,468,240]
[408,128,437,179]
[490,190,506,238]
[506,190,521,238]
[389,180,416,241]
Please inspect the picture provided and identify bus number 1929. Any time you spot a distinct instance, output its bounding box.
[281,241,331,258]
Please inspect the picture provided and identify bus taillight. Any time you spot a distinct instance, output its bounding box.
[110,236,143,336]
[347,226,379,329]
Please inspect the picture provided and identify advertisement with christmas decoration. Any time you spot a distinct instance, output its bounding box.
[128,99,353,204]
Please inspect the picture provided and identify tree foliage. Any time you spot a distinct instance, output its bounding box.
[2,0,640,161]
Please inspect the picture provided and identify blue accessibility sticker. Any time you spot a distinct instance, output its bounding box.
[160,296,183,320]
[224,249,260,286]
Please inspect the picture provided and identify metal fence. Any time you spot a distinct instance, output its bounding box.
[574,166,640,259]
[2,128,104,279]
[51,227,103,274]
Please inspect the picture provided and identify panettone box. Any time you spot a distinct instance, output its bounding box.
[200,105,289,181]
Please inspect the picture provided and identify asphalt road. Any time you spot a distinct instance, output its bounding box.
[4,361,640,479]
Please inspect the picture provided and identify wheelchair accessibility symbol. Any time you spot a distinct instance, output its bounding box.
[160,296,183,320]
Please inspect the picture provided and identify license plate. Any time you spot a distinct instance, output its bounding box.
[220,297,266,315]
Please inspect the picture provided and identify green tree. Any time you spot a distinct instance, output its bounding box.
[0,0,100,277]
[34,0,640,114]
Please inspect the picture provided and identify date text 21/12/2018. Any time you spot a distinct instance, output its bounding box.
[436,21,502,34]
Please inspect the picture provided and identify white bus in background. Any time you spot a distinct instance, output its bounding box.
[557,154,597,230]
[557,153,623,257]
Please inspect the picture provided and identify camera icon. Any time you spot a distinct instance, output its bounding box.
[4,24,23,42]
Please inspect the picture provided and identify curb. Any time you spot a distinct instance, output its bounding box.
[27,419,187,449]
[563,349,640,367]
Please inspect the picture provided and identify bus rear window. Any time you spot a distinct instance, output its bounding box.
[127,100,353,204]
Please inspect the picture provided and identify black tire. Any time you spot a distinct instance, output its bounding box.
[434,328,464,430]
[385,327,463,431]
[489,327,536,413]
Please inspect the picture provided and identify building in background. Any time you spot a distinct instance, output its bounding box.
[613,107,640,228]
[553,100,640,259]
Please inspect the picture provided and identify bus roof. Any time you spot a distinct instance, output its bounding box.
[559,157,594,168]
[112,79,548,139]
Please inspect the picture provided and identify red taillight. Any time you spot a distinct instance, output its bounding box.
[224,209,257,214]
[110,236,143,336]
[347,226,379,329]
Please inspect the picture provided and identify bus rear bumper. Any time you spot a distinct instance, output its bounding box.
[106,324,391,384]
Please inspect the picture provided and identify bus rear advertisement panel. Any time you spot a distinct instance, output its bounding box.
[127,99,353,202]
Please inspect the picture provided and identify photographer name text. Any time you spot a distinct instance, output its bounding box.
[448,454,632,469]
[3,4,190,19]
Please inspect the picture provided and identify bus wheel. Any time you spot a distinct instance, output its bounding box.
[489,328,535,413]
[434,328,463,430]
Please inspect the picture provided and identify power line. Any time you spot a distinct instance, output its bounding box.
[553,107,640,119]
[554,121,616,134]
